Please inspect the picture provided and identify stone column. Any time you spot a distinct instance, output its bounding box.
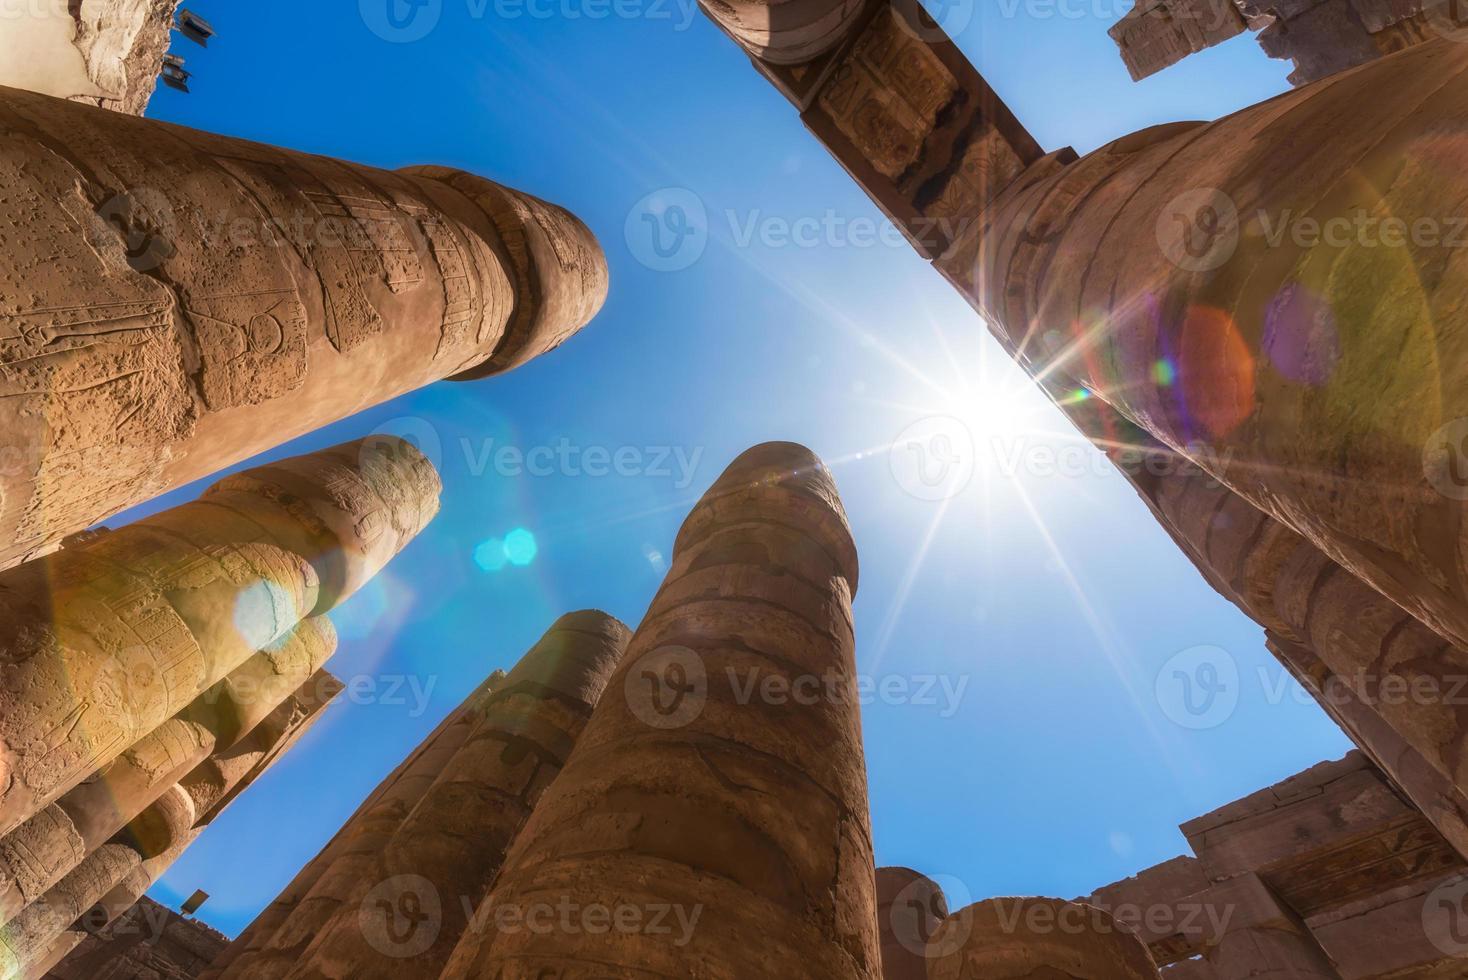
[960,38,1468,652]
[0,787,193,980]
[204,673,505,980]
[1200,874,1339,978]
[0,618,336,923]
[0,671,339,980]
[876,867,949,980]
[926,898,1160,979]
[281,610,631,980]
[0,435,437,838]
[439,443,879,979]
[0,84,607,570]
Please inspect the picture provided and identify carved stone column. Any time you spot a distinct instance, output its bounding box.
[927,898,1159,979]
[0,618,335,923]
[202,673,505,980]
[0,84,606,569]
[0,436,437,838]
[439,443,878,979]
[281,611,631,980]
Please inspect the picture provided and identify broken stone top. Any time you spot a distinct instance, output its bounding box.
[402,167,610,380]
[674,441,860,591]
[204,436,441,610]
[699,0,867,64]
[928,898,1161,979]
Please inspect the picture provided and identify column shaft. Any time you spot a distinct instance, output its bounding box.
[0,84,606,569]
[440,443,879,979]
[0,436,435,837]
[282,611,630,979]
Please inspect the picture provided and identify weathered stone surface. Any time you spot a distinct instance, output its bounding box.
[200,673,506,980]
[1109,0,1248,81]
[699,0,865,65]
[0,85,606,570]
[277,611,631,980]
[0,1,177,116]
[0,437,436,840]
[926,898,1160,979]
[43,896,227,980]
[438,443,878,979]
[0,618,335,929]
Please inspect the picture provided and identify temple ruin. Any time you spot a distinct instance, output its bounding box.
[2,0,1468,976]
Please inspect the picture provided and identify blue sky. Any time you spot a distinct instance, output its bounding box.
[129,0,1350,936]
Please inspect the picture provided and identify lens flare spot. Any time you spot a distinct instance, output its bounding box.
[1263,283,1340,386]
[1151,359,1177,387]
[473,538,509,573]
[1178,306,1255,439]
[234,579,293,650]
[504,528,538,567]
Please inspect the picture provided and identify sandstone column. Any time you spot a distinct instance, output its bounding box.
[876,867,949,980]
[926,898,1159,979]
[202,672,506,980]
[439,443,879,979]
[694,0,1468,781]
[0,618,335,923]
[0,435,437,837]
[0,84,607,570]
[281,611,631,980]
[0,670,338,980]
